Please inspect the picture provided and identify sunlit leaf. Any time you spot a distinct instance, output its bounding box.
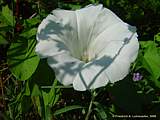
[143,43,160,80]
[44,106,52,120]
[154,32,160,42]
[1,5,15,27]
[42,81,60,120]
[89,0,96,3]
[26,17,40,27]
[140,41,155,49]
[42,80,59,106]
[20,28,37,38]
[31,84,41,96]
[24,81,30,96]
[7,39,40,80]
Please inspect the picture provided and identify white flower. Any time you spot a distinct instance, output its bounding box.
[35,4,139,91]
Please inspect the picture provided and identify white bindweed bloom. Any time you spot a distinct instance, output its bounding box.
[35,4,139,91]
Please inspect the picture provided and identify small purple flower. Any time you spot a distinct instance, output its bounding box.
[133,73,143,81]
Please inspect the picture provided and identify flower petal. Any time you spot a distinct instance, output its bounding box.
[47,52,84,85]
[117,34,139,63]
[87,22,139,84]
[36,4,139,91]
[105,33,139,83]
[90,23,139,83]
[36,9,82,58]
[73,56,110,91]
[75,5,103,53]
[75,4,122,50]
[89,23,138,58]
[37,9,77,41]
[35,40,69,58]
[105,58,131,83]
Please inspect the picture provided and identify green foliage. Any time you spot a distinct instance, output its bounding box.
[0,5,15,27]
[20,28,37,38]
[138,33,160,88]
[54,105,84,116]
[0,5,15,45]
[93,102,108,120]
[25,17,41,27]
[143,42,160,80]
[7,39,40,80]
[154,32,160,42]
[23,59,59,119]
[1,0,160,120]
[0,35,8,44]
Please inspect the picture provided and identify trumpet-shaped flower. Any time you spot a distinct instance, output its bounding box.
[35,4,139,91]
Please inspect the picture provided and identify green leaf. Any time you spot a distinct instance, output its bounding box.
[20,28,37,38]
[42,80,60,120]
[42,91,53,106]
[105,0,110,7]
[53,93,60,106]
[54,105,84,116]
[31,84,41,96]
[89,0,96,3]
[7,39,40,80]
[44,106,52,120]
[94,102,108,120]
[143,43,160,80]
[69,4,82,10]
[27,59,57,119]
[154,32,160,42]
[0,35,8,44]
[29,59,55,88]
[140,41,155,49]
[58,3,81,10]
[24,81,30,96]
[1,5,15,27]
[94,108,107,120]
[32,96,43,117]
[25,17,41,26]
[0,26,12,32]
[42,80,59,106]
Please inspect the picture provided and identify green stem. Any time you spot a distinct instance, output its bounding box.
[85,91,96,120]
[41,85,73,89]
